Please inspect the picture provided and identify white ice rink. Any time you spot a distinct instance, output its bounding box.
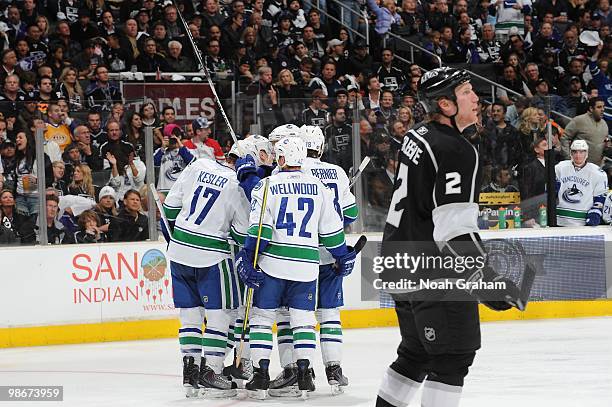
[1,317,611,407]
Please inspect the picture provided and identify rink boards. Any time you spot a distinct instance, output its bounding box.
[2,228,612,348]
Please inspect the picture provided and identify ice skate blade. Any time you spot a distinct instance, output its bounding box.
[201,388,238,399]
[330,383,344,395]
[269,385,301,398]
[247,389,267,400]
[298,390,309,400]
[184,386,199,398]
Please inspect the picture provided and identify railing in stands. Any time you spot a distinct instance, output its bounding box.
[315,2,368,44]
[326,0,370,46]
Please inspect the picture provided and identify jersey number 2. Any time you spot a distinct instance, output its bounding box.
[185,186,221,225]
[277,197,314,238]
[445,172,461,195]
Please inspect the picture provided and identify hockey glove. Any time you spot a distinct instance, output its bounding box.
[467,266,524,312]
[236,155,257,182]
[586,210,602,226]
[236,249,264,289]
[334,247,357,277]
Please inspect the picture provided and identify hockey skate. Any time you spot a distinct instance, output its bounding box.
[182,356,200,398]
[296,359,316,399]
[245,359,270,400]
[268,363,301,398]
[326,363,349,395]
[198,363,238,398]
[222,358,253,387]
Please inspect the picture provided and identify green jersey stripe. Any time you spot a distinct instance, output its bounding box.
[163,206,180,221]
[247,224,273,240]
[319,231,345,248]
[173,228,231,252]
[264,242,320,262]
[342,204,359,219]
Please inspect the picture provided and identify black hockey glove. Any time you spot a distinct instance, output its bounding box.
[466,266,525,312]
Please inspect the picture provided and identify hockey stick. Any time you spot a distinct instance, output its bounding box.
[353,234,368,254]
[172,0,241,149]
[236,177,270,367]
[148,183,172,236]
[349,156,371,189]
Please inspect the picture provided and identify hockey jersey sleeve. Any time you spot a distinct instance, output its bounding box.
[338,170,358,225]
[318,181,348,258]
[228,185,251,247]
[244,178,273,254]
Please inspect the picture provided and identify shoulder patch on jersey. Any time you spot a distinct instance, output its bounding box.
[415,126,428,135]
[253,180,264,191]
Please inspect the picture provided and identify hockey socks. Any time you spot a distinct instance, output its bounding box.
[317,308,343,365]
[178,307,204,360]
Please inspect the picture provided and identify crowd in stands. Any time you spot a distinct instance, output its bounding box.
[0,0,610,243]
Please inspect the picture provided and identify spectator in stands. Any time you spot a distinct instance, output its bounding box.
[15,130,50,217]
[477,23,502,63]
[98,10,119,38]
[56,67,85,111]
[0,189,35,244]
[49,20,81,60]
[44,102,72,152]
[67,163,97,200]
[222,12,245,56]
[364,74,382,110]
[45,193,71,244]
[561,97,609,163]
[481,165,520,193]
[376,48,406,92]
[163,4,184,40]
[124,111,146,162]
[86,65,123,111]
[154,124,195,192]
[136,38,172,75]
[109,189,149,242]
[140,102,160,129]
[564,76,590,116]
[367,0,401,56]
[74,209,105,243]
[498,64,533,105]
[0,74,26,118]
[94,186,117,240]
[531,78,569,115]
[201,0,226,30]
[107,143,145,203]
[302,25,325,64]
[183,117,224,161]
[151,21,170,55]
[347,39,372,76]
[46,44,68,79]
[204,39,232,79]
[48,160,68,196]
[520,138,551,224]
[301,88,329,128]
[0,140,16,191]
[166,40,195,73]
[309,60,342,96]
[397,106,414,131]
[323,106,352,172]
[100,120,131,166]
[153,106,177,147]
[0,50,23,87]
[84,111,105,150]
[70,8,99,48]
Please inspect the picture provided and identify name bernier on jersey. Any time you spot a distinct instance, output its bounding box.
[373,278,508,291]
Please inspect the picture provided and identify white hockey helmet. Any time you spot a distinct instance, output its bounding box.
[249,134,273,166]
[228,139,254,158]
[570,139,589,151]
[275,136,306,167]
[269,124,303,143]
[301,125,325,157]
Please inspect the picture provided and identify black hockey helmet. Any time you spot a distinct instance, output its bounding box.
[418,67,471,113]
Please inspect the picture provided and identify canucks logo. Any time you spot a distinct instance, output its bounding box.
[562,183,584,204]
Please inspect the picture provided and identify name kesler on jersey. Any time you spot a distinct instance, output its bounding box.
[197,171,229,188]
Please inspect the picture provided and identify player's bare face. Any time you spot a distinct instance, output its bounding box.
[454,82,479,129]
[571,150,587,167]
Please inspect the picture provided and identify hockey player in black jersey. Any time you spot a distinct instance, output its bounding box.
[376,67,525,407]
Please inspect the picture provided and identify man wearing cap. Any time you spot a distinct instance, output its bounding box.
[347,39,373,75]
[561,97,609,163]
[531,78,569,115]
[183,117,225,162]
[564,76,590,116]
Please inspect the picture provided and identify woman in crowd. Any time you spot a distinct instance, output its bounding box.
[0,189,35,244]
[275,69,305,121]
[397,106,414,131]
[48,44,69,79]
[36,16,50,41]
[140,102,160,128]
[56,67,85,111]
[124,110,146,162]
[14,131,50,217]
[74,210,105,244]
[68,164,97,200]
[94,186,117,241]
[109,189,149,242]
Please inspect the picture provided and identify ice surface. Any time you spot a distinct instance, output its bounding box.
[1,317,611,406]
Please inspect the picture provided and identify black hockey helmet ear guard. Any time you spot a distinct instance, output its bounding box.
[418,67,472,115]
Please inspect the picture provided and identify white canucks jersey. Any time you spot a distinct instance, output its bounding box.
[249,170,346,281]
[600,191,612,224]
[302,157,358,265]
[163,159,250,267]
[555,160,608,226]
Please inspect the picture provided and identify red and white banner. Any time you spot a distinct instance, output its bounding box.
[122,83,216,125]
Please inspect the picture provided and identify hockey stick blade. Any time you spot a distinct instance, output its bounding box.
[349,156,371,188]
[353,235,368,254]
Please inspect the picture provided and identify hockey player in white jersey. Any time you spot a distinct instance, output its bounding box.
[163,157,250,398]
[268,125,358,397]
[235,137,357,399]
[556,139,608,226]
